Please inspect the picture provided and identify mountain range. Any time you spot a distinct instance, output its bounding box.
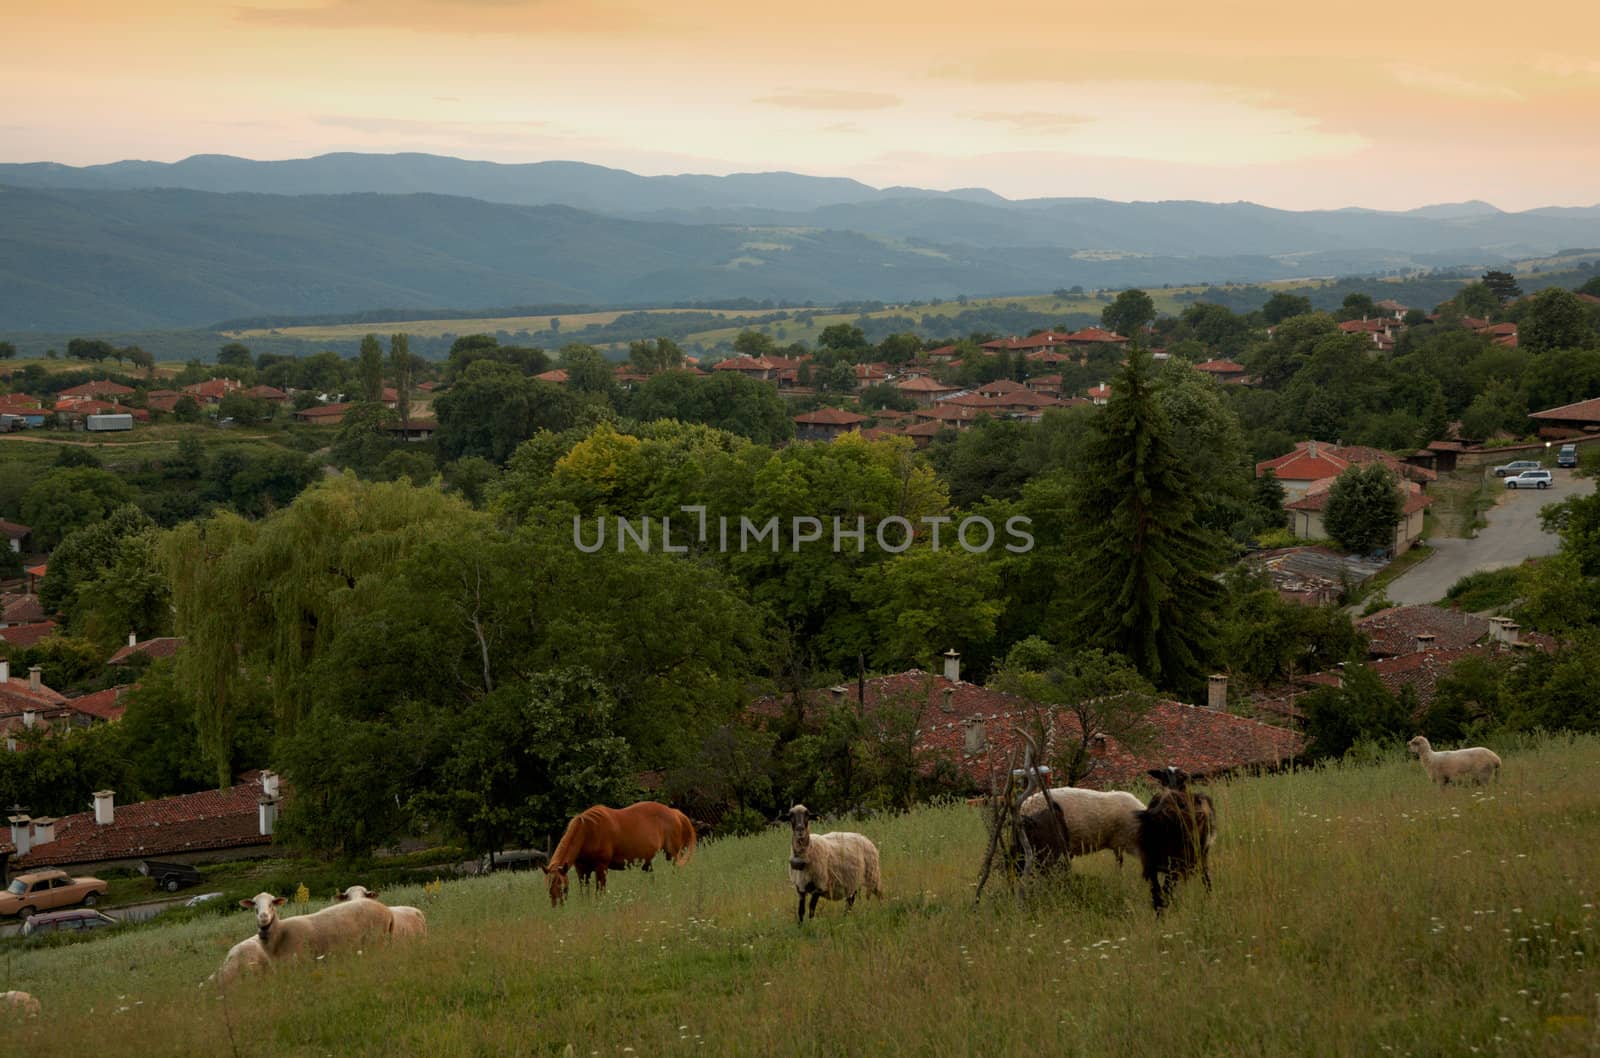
[2,153,1598,332]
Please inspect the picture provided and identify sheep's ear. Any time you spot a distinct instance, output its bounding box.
[238,899,255,909]
[336,892,349,901]
[1146,769,1168,784]
[272,897,288,906]
[366,889,378,898]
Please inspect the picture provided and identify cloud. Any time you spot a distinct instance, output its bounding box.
[236,0,647,34]
[821,122,865,135]
[968,111,1091,135]
[754,89,901,112]
[1386,64,1522,101]
[316,115,553,134]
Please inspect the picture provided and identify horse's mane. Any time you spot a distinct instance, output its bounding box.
[550,806,615,869]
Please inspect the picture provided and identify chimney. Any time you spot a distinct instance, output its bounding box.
[31,817,56,846]
[261,771,280,799]
[1307,440,1318,457]
[827,685,847,702]
[258,797,279,837]
[942,649,961,684]
[1334,661,1345,689]
[0,659,8,683]
[21,708,36,730]
[1502,623,1520,647]
[1487,617,1508,644]
[127,631,137,648]
[939,687,955,714]
[93,790,115,826]
[962,718,987,756]
[1414,633,1436,653]
[28,666,42,693]
[8,815,31,857]
[1090,733,1108,758]
[1207,674,1228,711]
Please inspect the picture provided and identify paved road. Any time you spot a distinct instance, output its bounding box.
[1385,468,1594,606]
[0,896,190,939]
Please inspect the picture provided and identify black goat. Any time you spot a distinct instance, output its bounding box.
[1135,767,1216,912]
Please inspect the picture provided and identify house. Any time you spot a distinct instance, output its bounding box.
[1529,396,1600,439]
[384,419,438,442]
[748,660,1301,792]
[923,345,961,364]
[534,369,570,385]
[1477,322,1518,348]
[239,384,289,403]
[1284,473,1432,554]
[0,592,45,626]
[1087,382,1111,405]
[853,362,890,384]
[108,634,184,665]
[292,402,352,425]
[6,772,281,875]
[1193,359,1248,384]
[0,395,49,428]
[0,621,56,650]
[182,378,243,404]
[65,685,134,724]
[793,407,868,441]
[56,380,134,403]
[53,398,122,418]
[1024,374,1062,396]
[893,375,962,407]
[1354,605,1492,658]
[0,520,29,555]
[1063,327,1128,351]
[914,404,984,431]
[1245,546,1387,606]
[1255,440,1434,502]
[712,356,778,382]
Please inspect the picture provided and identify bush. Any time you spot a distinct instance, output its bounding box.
[1442,566,1527,612]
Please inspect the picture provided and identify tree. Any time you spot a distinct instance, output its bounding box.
[331,402,401,476]
[1101,289,1156,339]
[217,342,252,370]
[628,337,684,374]
[358,334,384,402]
[1251,469,1287,530]
[1481,270,1523,305]
[558,343,618,397]
[1261,292,1313,325]
[1300,662,1410,758]
[876,333,922,365]
[38,503,159,630]
[995,640,1157,786]
[125,346,155,375]
[1322,463,1403,554]
[173,395,201,423]
[390,333,414,425]
[818,324,868,354]
[217,391,273,425]
[20,467,135,549]
[625,370,794,445]
[1520,288,1596,353]
[1056,348,1228,691]
[0,341,15,360]
[446,456,498,507]
[66,338,114,362]
[1339,293,1376,321]
[433,361,584,463]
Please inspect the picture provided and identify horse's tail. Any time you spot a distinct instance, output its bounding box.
[673,811,697,866]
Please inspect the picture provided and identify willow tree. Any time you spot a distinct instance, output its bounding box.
[164,476,480,785]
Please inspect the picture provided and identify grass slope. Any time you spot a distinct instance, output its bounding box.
[5,735,1598,1056]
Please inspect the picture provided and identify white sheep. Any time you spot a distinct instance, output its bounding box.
[336,885,426,939]
[239,890,394,962]
[786,804,882,925]
[212,936,270,988]
[1019,787,1145,867]
[3,990,40,1017]
[1407,735,1501,786]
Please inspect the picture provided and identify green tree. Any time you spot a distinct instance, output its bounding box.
[20,467,135,550]
[390,333,414,425]
[173,395,201,423]
[1339,293,1376,321]
[818,323,868,354]
[625,370,794,445]
[433,360,584,463]
[1481,270,1523,305]
[558,343,618,397]
[1519,288,1596,353]
[1323,464,1404,554]
[732,330,778,358]
[0,341,15,360]
[331,402,400,476]
[1261,292,1313,325]
[1057,348,1228,690]
[217,342,252,370]
[1300,662,1410,758]
[1100,289,1156,339]
[857,548,1001,670]
[628,336,684,374]
[358,334,385,402]
[445,456,498,507]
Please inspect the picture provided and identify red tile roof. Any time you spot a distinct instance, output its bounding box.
[292,402,351,420]
[55,399,121,415]
[534,368,569,384]
[0,621,58,650]
[1355,605,1490,657]
[1256,442,1350,481]
[1194,359,1246,374]
[1,592,45,624]
[1086,383,1112,400]
[183,378,242,400]
[108,636,184,664]
[1531,397,1600,425]
[57,380,134,399]
[0,519,30,542]
[12,779,271,869]
[0,668,68,716]
[713,356,775,373]
[894,376,960,393]
[751,671,1301,790]
[1338,319,1387,333]
[924,345,960,359]
[1065,327,1128,344]
[66,685,132,723]
[240,384,288,400]
[793,407,868,426]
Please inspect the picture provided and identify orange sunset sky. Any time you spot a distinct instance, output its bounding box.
[4,0,1598,211]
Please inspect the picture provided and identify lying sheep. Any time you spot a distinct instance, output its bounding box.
[212,936,270,988]
[1408,735,1501,786]
[239,890,393,962]
[787,804,882,926]
[3,990,40,1017]
[1136,767,1216,913]
[1019,787,1144,867]
[337,885,426,939]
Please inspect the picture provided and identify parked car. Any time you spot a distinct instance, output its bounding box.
[1505,470,1553,489]
[0,869,110,918]
[1557,444,1578,469]
[21,908,120,937]
[139,859,203,892]
[1494,459,1542,477]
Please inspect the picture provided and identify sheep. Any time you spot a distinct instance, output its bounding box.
[238,890,393,962]
[1136,767,1217,912]
[3,990,41,1017]
[337,885,426,939]
[212,936,270,988]
[1019,787,1144,868]
[786,804,882,926]
[1408,735,1501,786]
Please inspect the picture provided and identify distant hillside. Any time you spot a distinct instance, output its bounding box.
[0,185,1381,331]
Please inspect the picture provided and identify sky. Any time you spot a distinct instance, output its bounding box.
[4,0,1599,211]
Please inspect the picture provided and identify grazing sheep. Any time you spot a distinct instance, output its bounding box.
[1019,787,1144,867]
[337,885,426,939]
[3,990,40,1017]
[1408,735,1501,786]
[212,936,270,988]
[786,804,882,926]
[1136,767,1217,913]
[238,890,393,962]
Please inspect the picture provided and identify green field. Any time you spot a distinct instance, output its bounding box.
[5,734,1596,1057]
[226,309,745,343]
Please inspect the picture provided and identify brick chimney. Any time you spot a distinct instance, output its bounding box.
[31,817,56,846]
[8,815,31,857]
[28,666,42,693]
[942,649,961,684]
[93,790,115,826]
[1414,633,1436,653]
[1207,674,1228,711]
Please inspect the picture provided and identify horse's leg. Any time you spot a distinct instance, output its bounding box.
[642,855,653,874]
[595,865,608,897]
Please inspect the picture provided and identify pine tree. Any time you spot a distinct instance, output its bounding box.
[390,333,413,425]
[359,334,384,403]
[1058,347,1228,693]
[1481,270,1523,305]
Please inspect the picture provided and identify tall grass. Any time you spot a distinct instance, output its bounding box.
[4,735,1598,1057]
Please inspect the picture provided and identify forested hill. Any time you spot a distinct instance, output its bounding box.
[2,185,1342,332]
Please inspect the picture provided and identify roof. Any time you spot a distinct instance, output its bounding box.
[923,345,959,358]
[1256,442,1350,481]
[108,636,184,664]
[293,402,351,419]
[0,519,30,541]
[65,686,132,723]
[57,380,134,398]
[750,671,1301,790]
[2,592,45,623]
[1300,649,1485,711]
[1246,546,1386,602]
[1284,474,1430,514]
[240,384,288,400]
[1065,327,1128,344]
[1086,383,1112,400]
[1530,397,1600,425]
[0,669,68,716]
[12,779,271,869]
[793,407,868,426]
[1338,319,1387,333]
[894,376,960,393]
[0,621,58,650]
[1354,605,1490,657]
[1194,359,1246,374]
[534,369,570,384]
[55,399,121,415]
[713,356,775,372]
[976,378,1029,395]
[183,379,241,399]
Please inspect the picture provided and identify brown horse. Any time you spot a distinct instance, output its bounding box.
[543,802,697,906]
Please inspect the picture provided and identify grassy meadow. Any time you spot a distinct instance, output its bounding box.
[4,735,1598,1057]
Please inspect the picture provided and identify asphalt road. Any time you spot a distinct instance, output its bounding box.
[0,895,190,939]
[1385,468,1594,606]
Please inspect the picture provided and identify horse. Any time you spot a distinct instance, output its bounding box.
[543,801,697,907]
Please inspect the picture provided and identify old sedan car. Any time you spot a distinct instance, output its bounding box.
[0,869,110,919]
